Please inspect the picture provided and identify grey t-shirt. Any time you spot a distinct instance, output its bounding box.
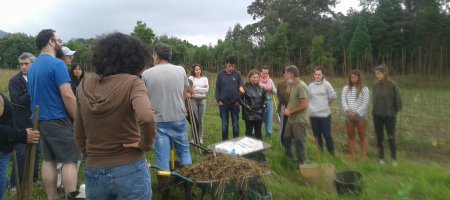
[141,63,188,122]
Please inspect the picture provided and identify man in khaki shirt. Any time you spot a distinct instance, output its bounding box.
[283,65,309,166]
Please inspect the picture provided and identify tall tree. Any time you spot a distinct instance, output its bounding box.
[0,33,36,68]
[309,35,336,72]
[348,18,372,69]
[131,21,155,48]
[66,38,92,71]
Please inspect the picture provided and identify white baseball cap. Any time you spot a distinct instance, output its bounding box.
[62,46,76,56]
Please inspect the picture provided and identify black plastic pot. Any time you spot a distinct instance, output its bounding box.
[334,170,364,195]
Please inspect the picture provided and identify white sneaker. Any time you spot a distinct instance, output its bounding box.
[379,159,386,165]
[392,161,398,167]
[9,187,17,195]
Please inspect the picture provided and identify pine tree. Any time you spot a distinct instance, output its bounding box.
[348,18,372,69]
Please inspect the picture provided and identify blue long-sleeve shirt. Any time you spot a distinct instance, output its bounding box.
[215,70,243,104]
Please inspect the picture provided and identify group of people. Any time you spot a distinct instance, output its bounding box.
[0,28,403,200]
[1,41,86,199]
[220,63,403,167]
[274,66,402,166]
[215,61,277,141]
[340,67,402,164]
[0,29,194,200]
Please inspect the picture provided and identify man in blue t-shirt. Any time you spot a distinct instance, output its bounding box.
[27,29,81,199]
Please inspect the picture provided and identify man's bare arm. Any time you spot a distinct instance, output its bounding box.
[59,83,76,121]
[0,95,4,117]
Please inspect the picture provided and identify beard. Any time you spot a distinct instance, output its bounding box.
[55,46,64,59]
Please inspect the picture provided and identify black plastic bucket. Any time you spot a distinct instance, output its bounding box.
[334,170,364,195]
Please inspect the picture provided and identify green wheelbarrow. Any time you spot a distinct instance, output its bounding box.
[150,165,271,200]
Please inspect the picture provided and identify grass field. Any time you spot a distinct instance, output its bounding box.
[1,69,449,200]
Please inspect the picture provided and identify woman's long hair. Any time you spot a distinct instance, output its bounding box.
[190,64,202,77]
[374,65,390,96]
[347,69,364,98]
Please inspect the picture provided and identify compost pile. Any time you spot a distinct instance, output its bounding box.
[178,153,267,182]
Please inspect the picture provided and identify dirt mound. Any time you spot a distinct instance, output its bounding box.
[178,154,267,182]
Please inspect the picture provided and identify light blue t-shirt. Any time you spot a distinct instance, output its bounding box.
[28,54,71,120]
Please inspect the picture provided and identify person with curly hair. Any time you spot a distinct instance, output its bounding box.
[75,32,156,199]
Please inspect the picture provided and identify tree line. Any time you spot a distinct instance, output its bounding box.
[1,0,448,77]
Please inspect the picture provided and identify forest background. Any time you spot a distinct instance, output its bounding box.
[1,0,449,199]
[1,0,449,78]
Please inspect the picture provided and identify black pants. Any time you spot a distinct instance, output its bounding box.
[373,116,397,160]
[245,120,263,140]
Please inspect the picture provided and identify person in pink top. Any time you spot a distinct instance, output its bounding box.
[259,66,277,137]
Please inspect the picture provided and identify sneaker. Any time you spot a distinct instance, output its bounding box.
[392,161,398,167]
[57,187,65,198]
[33,180,42,187]
[378,159,386,165]
[9,187,17,195]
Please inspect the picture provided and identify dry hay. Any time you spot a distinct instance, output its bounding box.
[178,154,268,198]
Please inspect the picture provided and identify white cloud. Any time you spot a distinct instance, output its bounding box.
[0,0,254,46]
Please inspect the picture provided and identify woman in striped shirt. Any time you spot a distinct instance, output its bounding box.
[341,70,370,161]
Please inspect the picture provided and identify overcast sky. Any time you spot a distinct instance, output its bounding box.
[0,0,360,46]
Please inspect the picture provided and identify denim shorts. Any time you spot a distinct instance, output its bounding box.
[344,113,368,123]
[85,159,151,200]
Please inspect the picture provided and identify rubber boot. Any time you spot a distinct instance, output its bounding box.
[157,176,171,200]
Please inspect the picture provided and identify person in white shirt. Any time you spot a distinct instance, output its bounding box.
[188,64,209,144]
[341,69,370,161]
[308,66,337,156]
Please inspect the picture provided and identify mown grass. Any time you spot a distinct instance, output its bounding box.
[1,69,449,200]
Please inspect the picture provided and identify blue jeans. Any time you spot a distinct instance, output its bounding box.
[310,115,334,155]
[154,119,192,170]
[263,99,273,136]
[219,103,240,141]
[84,159,151,200]
[0,151,11,200]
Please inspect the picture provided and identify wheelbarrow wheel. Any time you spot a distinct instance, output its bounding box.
[244,182,270,200]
